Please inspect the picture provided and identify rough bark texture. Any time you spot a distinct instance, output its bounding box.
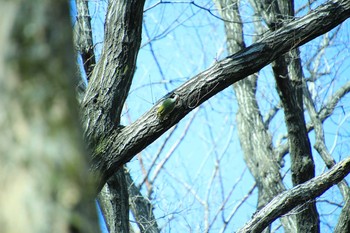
[126,170,160,233]
[81,0,146,191]
[237,156,350,233]
[303,82,350,232]
[79,1,146,232]
[250,0,320,231]
[0,0,98,232]
[214,0,296,232]
[276,81,350,160]
[87,0,350,190]
[98,168,129,233]
[274,43,320,233]
[75,0,96,80]
[82,0,145,140]
[334,194,350,233]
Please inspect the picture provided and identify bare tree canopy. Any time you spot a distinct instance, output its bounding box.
[2,0,350,232]
[83,0,350,189]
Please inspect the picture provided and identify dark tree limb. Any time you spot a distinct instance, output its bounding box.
[303,82,349,198]
[252,0,319,230]
[75,0,95,80]
[251,0,319,230]
[126,169,160,233]
[237,156,350,233]
[303,82,350,232]
[89,0,350,190]
[215,0,295,231]
[274,50,319,233]
[82,0,146,143]
[80,0,146,232]
[98,168,129,233]
[267,0,319,227]
[276,81,350,161]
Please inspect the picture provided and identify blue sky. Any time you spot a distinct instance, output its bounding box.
[71,0,350,232]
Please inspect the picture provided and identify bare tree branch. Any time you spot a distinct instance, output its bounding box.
[126,169,160,233]
[75,0,96,80]
[303,81,350,233]
[220,184,256,233]
[82,0,145,143]
[98,169,130,233]
[318,81,350,121]
[88,0,350,190]
[276,80,350,160]
[237,156,350,233]
[216,0,295,232]
[334,195,350,233]
[303,81,349,198]
[263,102,282,128]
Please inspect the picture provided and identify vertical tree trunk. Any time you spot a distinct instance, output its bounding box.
[214,0,296,232]
[273,54,320,232]
[98,168,130,233]
[249,0,320,231]
[80,0,146,232]
[0,0,98,232]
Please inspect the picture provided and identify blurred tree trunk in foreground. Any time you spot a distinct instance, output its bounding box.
[0,0,98,232]
[2,0,350,232]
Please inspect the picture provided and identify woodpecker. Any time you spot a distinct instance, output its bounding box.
[157,94,180,121]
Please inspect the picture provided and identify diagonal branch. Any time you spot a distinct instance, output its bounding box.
[82,0,146,143]
[91,0,350,190]
[237,156,350,233]
[276,80,350,160]
[303,81,349,198]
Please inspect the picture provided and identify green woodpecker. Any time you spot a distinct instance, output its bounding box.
[157,94,179,121]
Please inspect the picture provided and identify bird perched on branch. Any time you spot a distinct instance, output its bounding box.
[157,94,180,121]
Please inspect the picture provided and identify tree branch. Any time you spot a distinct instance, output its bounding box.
[303,81,349,198]
[75,0,95,80]
[126,169,160,233]
[98,169,129,233]
[237,156,350,233]
[80,1,147,230]
[82,0,145,143]
[91,0,350,189]
[276,80,350,160]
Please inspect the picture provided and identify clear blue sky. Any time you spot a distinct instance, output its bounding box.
[71,0,350,232]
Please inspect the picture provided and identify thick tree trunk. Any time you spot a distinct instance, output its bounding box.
[98,168,129,233]
[255,0,320,230]
[273,53,319,232]
[79,0,146,231]
[86,0,350,189]
[214,0,296,232]
[0,0,98,232]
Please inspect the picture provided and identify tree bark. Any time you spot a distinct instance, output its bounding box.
[334,194,350,233]
[126,170,160,233]
[214,0,296,232]
[79,0,146,231]
[88,0,350,190]
[250,0,320,231]
[98,168,129,233]
[238,156,350,233]
[0,0,98,232]
[75,0,96,81]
